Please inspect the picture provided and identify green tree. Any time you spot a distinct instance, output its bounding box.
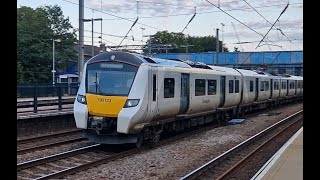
[143,31,228,54]
[17,61,24,83]
[17,5,77,83]
[41,5,77,71]
[17,6,52,83]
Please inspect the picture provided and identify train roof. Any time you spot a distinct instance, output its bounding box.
[87,52,303,80]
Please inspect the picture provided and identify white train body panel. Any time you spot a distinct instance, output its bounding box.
[117,65,150,134]
[187,70,220,113]
[156,68,181,119]
[74,63,88,129]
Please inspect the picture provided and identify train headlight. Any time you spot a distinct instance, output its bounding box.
[77,94,87,104]
[124,99,140,108]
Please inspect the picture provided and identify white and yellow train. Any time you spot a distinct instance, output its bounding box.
[74,51,303,147]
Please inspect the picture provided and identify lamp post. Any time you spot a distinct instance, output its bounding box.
[52,39,61,85]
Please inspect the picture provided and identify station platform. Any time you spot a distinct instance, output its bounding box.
[17,96,75,102]
[251,127,303,180]
[17,108,73,120]
[17,96,75,119]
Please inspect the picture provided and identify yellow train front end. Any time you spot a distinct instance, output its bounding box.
[74,52,142,144]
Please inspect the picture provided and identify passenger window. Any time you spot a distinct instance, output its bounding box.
[235,80,239,93]
[229,80,234,93]
[208,80,217,95]
[250,81,254,92]
[195,79,205,96]
[164,78,174,98]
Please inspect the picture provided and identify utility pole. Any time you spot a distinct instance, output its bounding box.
[79,0,84,82]
[140,27,145,46]
[148,35,151,54]
[83,18,103,58]
[216,28,219,65]
[221,23,225,52]
[143,35,153,55]
[91,19,94,57]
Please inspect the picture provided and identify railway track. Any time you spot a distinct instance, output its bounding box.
[17,121,224,179]
[17,107,302,179]
[17,129,86,154]
[180,110,303,180]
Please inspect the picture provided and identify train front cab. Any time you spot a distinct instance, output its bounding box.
[74,52,149,144]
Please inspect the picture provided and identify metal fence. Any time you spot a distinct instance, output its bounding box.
[17,83,79,98]
[150,51,303,76]
[17,83,79,113]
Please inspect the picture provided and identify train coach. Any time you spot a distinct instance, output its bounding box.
[74,51,303,147]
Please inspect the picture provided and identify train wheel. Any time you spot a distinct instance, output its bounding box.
[135,131,144,148]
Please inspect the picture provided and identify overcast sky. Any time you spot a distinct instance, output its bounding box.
[17,0,303,52]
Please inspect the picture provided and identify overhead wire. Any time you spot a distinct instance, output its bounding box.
[60,0,163,30]
[100,3,302,20]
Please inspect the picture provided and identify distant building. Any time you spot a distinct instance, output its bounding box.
[57,43,108,83]
[74,44,103,60]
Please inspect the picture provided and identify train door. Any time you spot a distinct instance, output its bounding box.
[218,76,226,107]
[150,67,158,117]
[270,79,273,99]
[178,73,190,114]
[254,78,259,101]
[286,80,289,96]
[294,80,297,95]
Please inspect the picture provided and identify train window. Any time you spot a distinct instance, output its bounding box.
[265,81,269,91]
[164,78,175,98]
[250,81,254,92]
[229,80,234,93]
[274,81,277,90]
[282,82,286,89]
[208,80,217,95]
[235,80,239,93]
[277,81,280,90]
[153,75,156,101]
[195,79,205,96]
[289,82,294,89]
[260,81,264,91]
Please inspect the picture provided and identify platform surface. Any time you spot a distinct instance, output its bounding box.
[252,127,303,180]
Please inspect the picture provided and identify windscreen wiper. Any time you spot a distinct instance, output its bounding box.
[95,72,101,93]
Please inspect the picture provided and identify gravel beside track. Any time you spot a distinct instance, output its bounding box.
[65,103,302,180]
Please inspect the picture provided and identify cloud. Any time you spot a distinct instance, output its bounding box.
[243,19,303,30]
[89,0,135,14]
